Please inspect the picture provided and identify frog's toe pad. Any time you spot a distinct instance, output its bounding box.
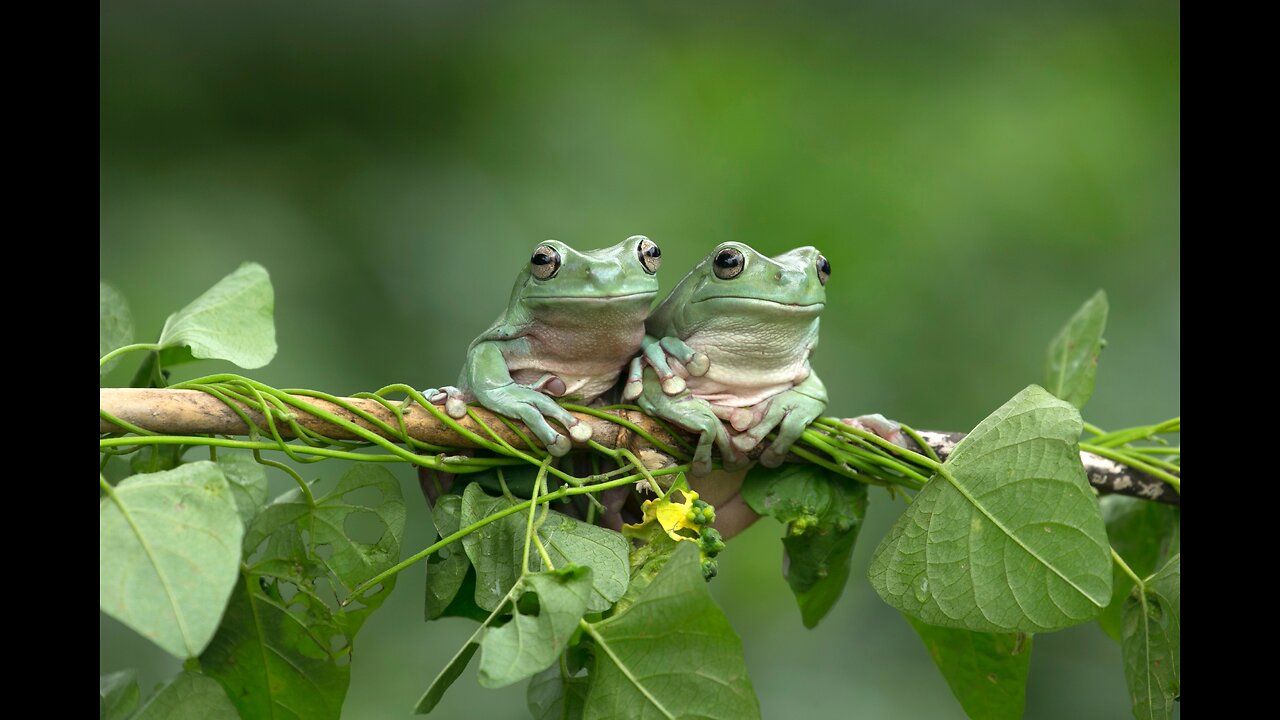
[546,435,572,456]
[686,352,710,377]
[568,421,593,443]
[621,380,643,401]
[444,397,468,419]
[731,434,760,453]
[661,376,686,395]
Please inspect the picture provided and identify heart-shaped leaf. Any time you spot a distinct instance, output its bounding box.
[870,385,1111,633]
[100,462,243,658]
[158,262,277,369]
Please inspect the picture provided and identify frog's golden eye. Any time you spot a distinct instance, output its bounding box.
[713,247,745,280]
[636,236,662,275]
[530,245,562,280]
[816,254,831,286]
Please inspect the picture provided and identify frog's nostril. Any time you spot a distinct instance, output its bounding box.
[774,271,783,282]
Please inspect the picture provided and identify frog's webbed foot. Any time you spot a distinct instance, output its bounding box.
[841,413,911,449]
[722,390,826,468]
[476,383,591,456]
[621,335,708,401]
[636,372,738,476]
[422,386,469,419]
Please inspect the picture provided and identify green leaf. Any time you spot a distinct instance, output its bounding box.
[250,464,405,600]
[425,495,470,620]
[217,452,270,528]
[100,670,140,720]
[133,672,238,720]
[1044,290,1108,409]
[583,542,760,720]
[459,484,629,613]
[129,445,186,475]
[435,566,492,622]
[1098,496,1179,641]
[100,282,134,376]
[201,465,406,720]
[415,642,480,714]
[157,262,277,369]
[905,616,1032,720]
[869,385,1112,633]
[1122,554,1180,719]
[528,663,589,720]
[202,572,351,719]
[479,567,594,688]
[100,462,244,658]
[741,464,868,628]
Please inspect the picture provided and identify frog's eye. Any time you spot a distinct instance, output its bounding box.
[816,254,831,286]
[636,237,662,274]
[530,245,562,280]
[713,247,745,280]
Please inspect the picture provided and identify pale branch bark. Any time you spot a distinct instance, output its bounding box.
[99,388,1179,506]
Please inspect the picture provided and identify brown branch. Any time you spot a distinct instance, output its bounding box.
[99,388,1179,506]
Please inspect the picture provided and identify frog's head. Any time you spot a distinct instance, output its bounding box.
[681,242,829,317]
[514,235,662,311]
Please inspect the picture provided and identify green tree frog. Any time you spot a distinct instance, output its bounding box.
[425,236,662,455]
[627,242,830,474]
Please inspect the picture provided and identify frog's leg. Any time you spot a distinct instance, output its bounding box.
[636,367,738,475]
[728,372,829,467]
[621,335,709,400]
[465,342,592,456]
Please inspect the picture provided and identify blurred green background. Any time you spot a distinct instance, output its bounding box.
[100,1,1179,718]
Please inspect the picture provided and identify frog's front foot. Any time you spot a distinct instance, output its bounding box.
[477,383,590,456]
[621,336,709,401]
[637,385,738,476]
[841,413,911,449]
[422,386,469,419]
[721,390,826,467]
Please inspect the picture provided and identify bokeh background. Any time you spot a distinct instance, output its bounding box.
[101,1,1179,718]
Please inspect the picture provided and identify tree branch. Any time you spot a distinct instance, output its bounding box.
[99,388,1178,506]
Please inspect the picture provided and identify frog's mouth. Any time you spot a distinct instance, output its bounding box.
[693,296,825,312]
[524,291,657,302]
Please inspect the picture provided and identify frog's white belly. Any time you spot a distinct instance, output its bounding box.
[679,320,818,408]
[505,301,649,402]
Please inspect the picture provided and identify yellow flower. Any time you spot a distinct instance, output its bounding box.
[628,489,703,543]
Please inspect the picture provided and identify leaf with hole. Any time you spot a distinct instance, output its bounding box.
[100,282,134,376]
[905,616,1032,720]
[133,672,238,720]
[1044,290,1108,409]
[100,462,243,658]
[200,465,406,720]
[460,484,628,613]
[1122,554,1180,719]
[583,542,760,720]
[478,566,593,688]
[157,262,277,369]
[742,463,867,628]
[869,385,1112,633]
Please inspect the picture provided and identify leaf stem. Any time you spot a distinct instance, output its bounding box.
[100,343,163,369]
